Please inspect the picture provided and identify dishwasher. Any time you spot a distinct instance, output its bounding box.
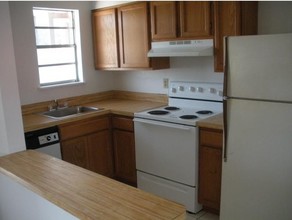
[25,126,62,159]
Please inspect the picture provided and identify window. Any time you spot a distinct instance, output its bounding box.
[33,7,83,87]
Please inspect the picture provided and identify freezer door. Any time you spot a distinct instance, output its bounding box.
[221,98,292,219]
[225,33,292,102]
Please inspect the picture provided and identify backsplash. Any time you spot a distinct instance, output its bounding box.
[112,56,224,94]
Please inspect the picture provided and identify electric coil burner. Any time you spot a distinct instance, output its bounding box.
[180,115,198,120]
[134,81,223,213]
[196,110,213,115]
[148,110,169,115]
[164,106,180,111]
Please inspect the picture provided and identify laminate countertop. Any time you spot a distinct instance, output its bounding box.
[0,150,185,219]
[196,113,223,130]
[23,99,166,132]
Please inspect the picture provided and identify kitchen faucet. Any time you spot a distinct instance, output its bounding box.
[48,99,68,111]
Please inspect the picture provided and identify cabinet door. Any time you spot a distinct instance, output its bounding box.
[214,2,241,72]
[61,137,88,169]
[87,130,114,178]
[92,8,119,69]
[198,128,223,213]
[179,1,212,38]
[199,146,222,211]
[150,1,177,40]
[213,2,258,72]
[113,130,136,186]
[118,2,150,68]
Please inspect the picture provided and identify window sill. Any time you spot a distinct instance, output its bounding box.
[38,81,85,89]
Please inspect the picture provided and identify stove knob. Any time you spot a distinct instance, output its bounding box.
[196,87,203,93]
[171,88,177,93]
[178,86,184,91]
[218,90,223,96]
[209,88,216,94]
[189,86,196,92]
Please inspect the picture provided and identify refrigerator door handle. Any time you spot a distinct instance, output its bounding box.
[223,36,229,162]
[223,97,228,162]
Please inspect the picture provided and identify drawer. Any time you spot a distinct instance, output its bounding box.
[112,116,134,132]
[200,128,223,149]
[59,116,110,140]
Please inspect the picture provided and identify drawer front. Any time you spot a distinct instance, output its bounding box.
[200,128,223,149]
[112,116,134,132]
[60,117,110,140]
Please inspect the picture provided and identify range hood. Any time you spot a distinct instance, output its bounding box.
[147,39,213,57]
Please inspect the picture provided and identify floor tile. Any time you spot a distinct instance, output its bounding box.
[186,211,219,220]
[197,212,219,220]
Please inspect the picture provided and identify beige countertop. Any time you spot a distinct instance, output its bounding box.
[197,113,223,130]
[0,150,185,219]
[23,99,166,132]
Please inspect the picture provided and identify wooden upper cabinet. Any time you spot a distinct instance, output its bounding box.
[118,2,150,68]
[150,1,212,41]
[150,2,177,40]
[179,1,212,38]
[92,2,169,70]
[214,1,258,72]
[92,8,119,69]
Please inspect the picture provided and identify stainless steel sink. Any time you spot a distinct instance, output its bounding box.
[42,106,102,119]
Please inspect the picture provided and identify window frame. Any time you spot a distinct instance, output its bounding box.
[33,7,83,88]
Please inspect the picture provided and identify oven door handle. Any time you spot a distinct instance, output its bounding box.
[133,118,193,130]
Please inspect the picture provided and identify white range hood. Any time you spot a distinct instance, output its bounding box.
[147,39,213,57]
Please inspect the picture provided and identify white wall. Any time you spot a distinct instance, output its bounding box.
[0,2,25,156]
[9,1,113,105]
[0,173,78,220]
[112,57,223,94]
[258,1,292,35]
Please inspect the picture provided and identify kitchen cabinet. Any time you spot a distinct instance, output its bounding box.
[150,1,212,41]
[214,1,258,72]
[198,128,223,214]
[92,2,169,70]
[59,116,114,178]
[91,8,119,69]
[112,115,137,186]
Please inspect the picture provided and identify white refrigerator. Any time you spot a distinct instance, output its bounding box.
[221,33,292,220]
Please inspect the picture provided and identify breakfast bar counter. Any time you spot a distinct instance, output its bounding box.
[0,150,185,219]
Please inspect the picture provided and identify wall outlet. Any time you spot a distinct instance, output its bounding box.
[163,78,169,89]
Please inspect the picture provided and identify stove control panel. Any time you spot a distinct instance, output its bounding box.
[169,81,223,101]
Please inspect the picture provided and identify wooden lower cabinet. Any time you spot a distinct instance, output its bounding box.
[198,128,223,214]
[59,116,114,178]
[112,115,137,186]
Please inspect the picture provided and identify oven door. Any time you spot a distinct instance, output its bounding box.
[134,118,198,186]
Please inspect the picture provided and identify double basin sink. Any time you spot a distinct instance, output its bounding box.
[42,106,102,119]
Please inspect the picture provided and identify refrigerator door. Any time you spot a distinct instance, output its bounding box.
[225,33,292,102]
[221,98,292,219]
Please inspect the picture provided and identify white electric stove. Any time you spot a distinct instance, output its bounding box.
[134,81,223,213]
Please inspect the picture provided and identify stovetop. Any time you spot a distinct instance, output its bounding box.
[134,81,223,126]
[134,105,221,126]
